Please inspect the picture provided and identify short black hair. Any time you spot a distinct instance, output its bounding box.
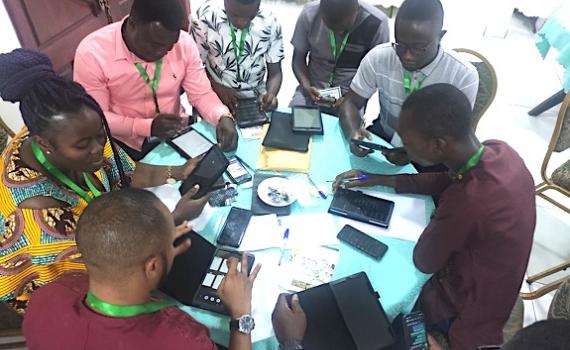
[400,83,472,140]
[397,0,444,26]
[320,0,359,21]
[502,320,570,350]
[130,0,184,32]
[76,189,171,278]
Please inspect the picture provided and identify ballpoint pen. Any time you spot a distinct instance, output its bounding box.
[340,175,369,183]
[307,175,327,199]
[278,228,290,266]
[234,155,255,173]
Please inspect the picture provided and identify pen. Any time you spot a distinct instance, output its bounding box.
[340,175,368,183]
[234,155,255,173]
[278,228,290,266]
[307,175,327,199]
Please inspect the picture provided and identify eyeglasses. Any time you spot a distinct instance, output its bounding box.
[391,39,436,56]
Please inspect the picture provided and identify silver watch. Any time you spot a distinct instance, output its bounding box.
[229,314,255,334]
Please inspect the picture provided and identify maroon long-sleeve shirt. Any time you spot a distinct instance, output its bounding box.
[396,140,536,350]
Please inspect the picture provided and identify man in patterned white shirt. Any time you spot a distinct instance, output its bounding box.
[191,0,284,114]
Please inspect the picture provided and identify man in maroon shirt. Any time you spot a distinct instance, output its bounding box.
[23,188,261,350]
[333,84,536,349]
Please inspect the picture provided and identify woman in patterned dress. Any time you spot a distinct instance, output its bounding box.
[0,49,208,312]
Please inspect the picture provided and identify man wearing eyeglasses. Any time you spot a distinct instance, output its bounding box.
[339,0,478,161]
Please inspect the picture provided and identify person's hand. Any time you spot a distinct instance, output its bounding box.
[212,81,239,114]
[428,334,444,350]
[151,114,184,139]
[173,185,209,222]
[349,128,373,157]
[178,155,204,180]
[333,95,345,108]
[216,116,238,151]
[272,294,307,344]
[381,148,410,166]
[258,93,278,112]
[218,253,262,319]
[172,221,193,257]
[332,169,377,193]
[303,85,321,103]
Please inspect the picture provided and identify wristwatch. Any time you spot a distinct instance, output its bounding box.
[280,340,304,350]
[229,314,255,334]
[165,166,177,185]
[221,112,236,124]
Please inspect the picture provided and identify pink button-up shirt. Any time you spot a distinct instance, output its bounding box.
[74,19,229,150]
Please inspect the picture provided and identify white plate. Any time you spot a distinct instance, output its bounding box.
[257,177,296,207]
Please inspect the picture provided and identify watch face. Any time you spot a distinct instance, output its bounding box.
[238,315,255,333]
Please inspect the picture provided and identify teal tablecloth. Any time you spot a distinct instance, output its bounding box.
[537,4,570,92]
[143,113,433,349]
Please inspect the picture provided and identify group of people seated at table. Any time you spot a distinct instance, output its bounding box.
[0,0,548,348]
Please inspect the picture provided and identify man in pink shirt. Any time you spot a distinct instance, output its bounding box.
[74,0,238,160]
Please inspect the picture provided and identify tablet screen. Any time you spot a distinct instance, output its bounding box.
[171,129,213,158]
[294,108,321,129]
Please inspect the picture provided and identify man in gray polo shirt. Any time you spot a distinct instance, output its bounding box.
[340,0,478,161]
[289,0,389,116]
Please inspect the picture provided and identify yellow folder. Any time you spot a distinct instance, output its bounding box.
[256,125,312,173]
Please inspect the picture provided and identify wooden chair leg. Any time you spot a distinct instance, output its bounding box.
[521,276,570,300]
[527,262,570,283]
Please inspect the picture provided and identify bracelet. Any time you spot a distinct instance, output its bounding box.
[165,166,177,185]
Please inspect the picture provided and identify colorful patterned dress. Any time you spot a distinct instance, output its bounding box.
[0,128,134,313]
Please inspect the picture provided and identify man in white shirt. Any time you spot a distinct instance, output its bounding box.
[339,0,478,163]
[191,0,284,114]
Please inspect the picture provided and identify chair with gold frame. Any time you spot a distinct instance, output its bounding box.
[453,48,498,130]
[521,92,570,300]
[0,115,15,152]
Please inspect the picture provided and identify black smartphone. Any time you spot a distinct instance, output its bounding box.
[337,224,388,260]
[403,311,428,350]
[179,145,229,199]
[350,139,391,152]
[226,156,252,185]
[217,207,252,248]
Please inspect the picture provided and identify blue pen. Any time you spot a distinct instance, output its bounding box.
[278,228,290,266]
[307,175,327,199]
[234,155,255,173]
[340,175,368,183]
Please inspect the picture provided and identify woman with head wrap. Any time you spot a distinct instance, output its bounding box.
[0,49,209,312]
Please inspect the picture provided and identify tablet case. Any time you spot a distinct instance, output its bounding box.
[160,231,254,315]
[292,107,324,135]
[236,98,269,128]
[251,173,291,216]
[295,272,394,350]
[262,111,310,152]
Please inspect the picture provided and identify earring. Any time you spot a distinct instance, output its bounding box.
[46,150,51,155]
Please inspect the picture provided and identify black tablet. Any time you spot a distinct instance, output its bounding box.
[328,188,394,228]
[167,126,213,159]
[179,145,229,199]
[236,98,269,128]
[292,106,323,135]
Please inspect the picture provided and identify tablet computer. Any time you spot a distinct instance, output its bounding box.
[179,145,229,199]
[292,106,323,135]
[236,98,269,128]
[167,126,214,159]
[161,231,255,315]
[328,188,394,228]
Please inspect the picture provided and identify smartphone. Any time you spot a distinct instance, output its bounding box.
[403,311,428,350]
[226,156,252,185]
[350,139,391,152]
[179,145,229,199]
[217,207,252,248]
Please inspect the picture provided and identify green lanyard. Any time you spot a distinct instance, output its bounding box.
[134,59,163,113]
[403,70,427,96]
[230,24,248,84]
[328,31,350,85]
[85,291,174,318]
[31,141,101,203]
[455,145,485,179]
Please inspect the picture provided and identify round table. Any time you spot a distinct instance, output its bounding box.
[142,113,433,349]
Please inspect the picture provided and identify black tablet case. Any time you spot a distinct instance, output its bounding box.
[262,111,310,153]
[296,272,394,350]
[251,173,291,216]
